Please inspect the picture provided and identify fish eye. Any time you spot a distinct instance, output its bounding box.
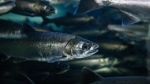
[81,43,91,50]
[43,6,50,11]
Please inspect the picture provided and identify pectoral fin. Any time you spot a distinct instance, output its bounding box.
[121,10,141,26]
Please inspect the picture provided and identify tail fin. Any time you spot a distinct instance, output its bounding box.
[74,0,99,14]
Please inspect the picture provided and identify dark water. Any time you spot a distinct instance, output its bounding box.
[0,0,149,84]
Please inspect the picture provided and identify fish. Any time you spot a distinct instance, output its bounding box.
[48,0,79,5]
[41,14,101,27]
[16,61,70,74]
[0,23,99,63]
[75,0,150,26]
[0,20,22,38]
[108,24,149,40]
[72,26,108,37]
[0,20,47,38]
[0,73,35,84]
[41,1,125,27]
[0,55,69,76]
[78,67,150,84]
[67,55,118,69]
[0,1,15,15]
[11,0,56,16]
[0,78,27,84]
[41,6,122,27]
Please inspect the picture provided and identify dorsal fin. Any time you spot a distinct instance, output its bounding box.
[22,23,36,33]
[79,67,104,84]
[74,0,99,14]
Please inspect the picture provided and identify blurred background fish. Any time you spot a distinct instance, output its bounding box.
[75,0,150,26]
[0,0,149,84]
[78,67,150,84]
[108,23,149,41]
[12,0,56,16]
[0,1,15,15]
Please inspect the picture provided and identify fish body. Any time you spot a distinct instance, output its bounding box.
[48,0,79,5]
[11,0,55,16]
[0,55,69,75]
[41,14,101,27]
[0,24,99,63]
[0,78,27,84]
[0,1,15,15]
[42,7,121,27]
[76,0,150,26]
[108,24,149,40]
[42,0,124,27]
[0,20,48,38]
[0,20,22,38]
[79,67,150,84]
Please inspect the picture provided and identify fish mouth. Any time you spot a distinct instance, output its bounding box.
[85,44,99,57]
[76,43,99,58]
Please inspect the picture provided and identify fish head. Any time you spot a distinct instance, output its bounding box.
[34,1,56,15]
[63,36,99,60]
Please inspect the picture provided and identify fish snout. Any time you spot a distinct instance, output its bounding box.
[91,43,99,51]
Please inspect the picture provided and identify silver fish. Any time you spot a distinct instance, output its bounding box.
[76,0,150,26]
[108,24,149,40]
[79,67,150,84]
[41,15,98,27]
[11,0,55,16]
[48,0,79,5]
[0,1,15,15]
[0,20,47,38]
[0,23,99,63]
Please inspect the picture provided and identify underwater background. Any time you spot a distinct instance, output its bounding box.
[0,0,149,84]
